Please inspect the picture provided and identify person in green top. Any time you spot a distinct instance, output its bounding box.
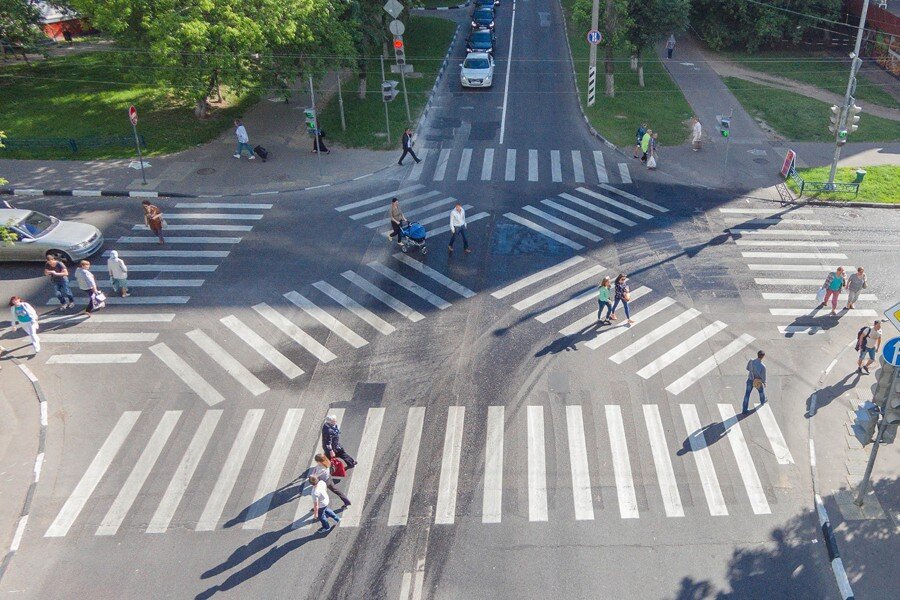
[597,276,612,323]
[819,266,846,316]
[640,129,652,164]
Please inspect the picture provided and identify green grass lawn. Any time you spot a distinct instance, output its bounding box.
[0,53,256,160]
[724,50,899,110]
[786,165,899,204]
[317,16,457,150]
[418,0,464,7]
[724,78,900,142]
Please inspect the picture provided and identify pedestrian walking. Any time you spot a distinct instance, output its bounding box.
[321,415,357,469]
[647,132,659,169]
[818,267,846,315]
[448,204,471,253]
[312,453,351,507]
[597,276,612,322]
[75,260,103,317]
[845,267,867,310]
[398,128,421,166]
[44,252,74,309]
[856,320,882,374]
[609,273,635,324]
[742,350,767,414]
[233,118,256,159]
[640,129,652,164]
[312,128,330,154]
[665,34,676,59]
[142,200,165,244]
[633,123,647,158]
[8,296,40,353]
[107,250,130,298]
[387,198,405,246]
[691,117,702,151]
[309,475,341,533]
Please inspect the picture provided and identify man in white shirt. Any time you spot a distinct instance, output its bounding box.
[309,475,341,532]
[106,250,130,297]
[448,204,471,253]
[691,117,702,151]
[233,118,256,159]
[857,320,882,374]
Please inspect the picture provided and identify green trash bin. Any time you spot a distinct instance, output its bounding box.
[854,169,866,184]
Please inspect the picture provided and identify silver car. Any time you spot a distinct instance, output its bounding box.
[460,52,495,88]
[0,208,104,262]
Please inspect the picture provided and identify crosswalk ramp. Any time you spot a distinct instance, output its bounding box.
[43,401,796,537]
[491,256,754,395]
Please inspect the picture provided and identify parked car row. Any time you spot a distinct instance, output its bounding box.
[461,1,499,89]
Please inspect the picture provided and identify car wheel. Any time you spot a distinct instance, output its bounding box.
[49,250,74,263]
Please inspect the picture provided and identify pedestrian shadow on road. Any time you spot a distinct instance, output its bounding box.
[677,411,752,455]
[534,321,605,356]
[783,308,850,338]
[806,369,862,418]
[223,473,307,530]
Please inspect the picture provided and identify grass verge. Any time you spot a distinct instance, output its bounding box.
[318,16,457,150]
[0,52,256,160]
[724,78,900,142]
[787,165,899,204]
[418,0,465,7]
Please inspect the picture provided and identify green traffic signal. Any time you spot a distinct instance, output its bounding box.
[721,130,729,137]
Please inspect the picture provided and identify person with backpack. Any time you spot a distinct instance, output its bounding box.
[818,267,846,316]
[856,321,882,374]
[742,350,767,414]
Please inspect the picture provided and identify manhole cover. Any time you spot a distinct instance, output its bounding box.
[748,148,767,156]
[196,168,215,175]
[753,158,769,164]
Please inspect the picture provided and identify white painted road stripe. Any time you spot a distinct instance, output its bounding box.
[40,332,158,343]
[45,411,141,537]
[482,406,504,524]
[512,264,605,311]
[99,279,204,287]
[527,406,548,521]
[427,211,489,237]
[335,185,424,212]
[719,208,813,214]
[566,405,594,520]
[388,407,426,526]
[725,218,822,225]
[47,295,190,305]
[393,253,475,297]
[435,406,465,524]
[593,151,608,183]
[769,308,878,317]
[763,292,877,301]
[559,191,633,227]
[748,264,832,272]
[617,163,632,184]
[103,250,229,258]
[572,150,585,183]
[598,184,668,212]
[368,262,452,309]
[117,236,241,244]
[585,297,677,350]
[505,149,516,181]
[433,148,452,181]
[576,187,653,219]
[312,280,396,335]
[40,313,174,324]
[284,291,368,348]
[220,315,304,379]
[742,251,846,259]
[150,343,224,406]
[680,404,728,516]
[366,196,457,229]
[457,148,472,181]
[756,403,795,465]
[252,303,337,363]
[609,308,701,364]
[550,150,562,182]
[351,190,440,220]
[779,325,824,335]
[408,149,428,180]
[754,278,823,286]
[528,149,538,182]
[536,287,596,323]
[736,240,839,247]
[243,408,304,529]
[503,213,584,250]
[718,404,771,514]
[665,333,755,396]
[133,224,251,232]
[186,329,270,396]
[176,202,272,209]
[164,213,262,220]
[338,406,386,527]
[94,264,218,272]
[522,205,603,242]
[637,321,728,379]
[643,405,684,518]
[147,410,222,533]
[542,198,621,234]
[559,286,652,335]
[606,405,639,519]
[46,354,142,364]
[481,148,494,180]
[97,411,182,536]
[492,256,584,299]
[196,409,264,530]
[730,228,829,236]
[342,270,425,322]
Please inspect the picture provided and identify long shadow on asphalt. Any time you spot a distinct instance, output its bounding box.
[533,320,605,355]
[677,410,754,455]
[805,369,863,417]
[222,474,307,530]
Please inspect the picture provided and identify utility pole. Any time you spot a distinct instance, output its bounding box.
[588,0,600,106]
[604,0,615,97]
[828,0,870,187]
[380,55,392,146]
[309,75,321,175]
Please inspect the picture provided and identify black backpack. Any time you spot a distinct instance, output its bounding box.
[856,326,871,351]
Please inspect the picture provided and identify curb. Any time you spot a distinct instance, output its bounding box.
[743,188,899,210]
[415,23,463,137]
[418,0,470,10]
[0,188,197,199]
[0,346,49,585]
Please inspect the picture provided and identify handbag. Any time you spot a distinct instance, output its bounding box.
[815,288,826,303]
[647,155,657,169]
[330,458,347,478]
[623,292,631,301]
[91,290,107,310]
[752,378,763,389]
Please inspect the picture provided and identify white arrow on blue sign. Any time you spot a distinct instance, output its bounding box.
[587,30,602,45]
[883,337,900,367]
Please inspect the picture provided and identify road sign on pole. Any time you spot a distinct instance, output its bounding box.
[389,19,405,36]
[383,0,404,19]
[587,30,602,44]
[780,149,795,178]
[883,337,900,367]
[128,105,138,126]
[127,105,146,185]
[885,301,900,333]
[587,0,600,108]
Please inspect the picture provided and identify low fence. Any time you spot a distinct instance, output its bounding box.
[789,167,861,198]
[1,134,145,153]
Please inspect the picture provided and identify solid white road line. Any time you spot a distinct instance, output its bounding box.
[718,404,771,515]
[512,264,605,311]
[741,251,846,259]
[528,149,539,182]
[550,150,562,182]
[492,256,584,299]
[351,191,441,220]
[220,315,304,379]
[748,264,831,272]
[150,343,225,406]
[94,264,218,273]
[433,149,452,181]
[164,213,262,220]
[636,321,728,379]
[176,202,273,209]
[366,196,457,229]
[242,408,304,530]
[294,408,344,528]
[617,163,632,184]
[482,406,504,524]
[736,239,838,247]
[729,228,829,236]
[481,148,494,180]
[252,303,337,363]
[498,0,516,145]
[598,184,669,212]
[769,308,878,317]
[505,149,516,181]
[665,333,755,396]
[408,149,429,180]
[536,288,596,323]
[584,297,677,350]
[312,280,396,335]
[99,279,205,287]
[527,405,548,522]
[335,185,425,212]
[719,208,813,214]
[368,262,452,309]
[186,329,270,396]
[756,404,795,465]
[196,409,265,531]
[679,404,728,516]
[754,278,823,286]
[147,410,222,533]
[643,405,684,518]
[428,211,489,237]
[606,405,639,519]
[97,411,182,536]
[342,270,425,322]
[388,407,426,526]
[103,250,229,258]
[117,236,241,244]
[762,292,877,301]
[46,354,142,364]
[609,308,701,364]
[593,151,608,183]
[47,296,190,306]
[45,411,141,537]
[725,218,822,225]
[393,253,475,298]
[576,187,653,219]
[559,191,633,227]
[541,199,621,234]
[503,213,584,250]
[566,405,594,520]
[558,286,652,335]
[522,205,603,242]
[457,148,472,181]
[435,406,465,524]
[284,291,368,348]
[778,325,824,335]
[40,333,158,343]
[341,408,386,527]
[572,150,585,183]
[133,224,252,232]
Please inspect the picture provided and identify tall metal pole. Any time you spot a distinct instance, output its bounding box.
[828,0,870,186]
[855,414,887,506]
[380,55,392,146]
[309,75,321,174]
[131,122,146,186]
[588,0,599,106]
[337,72,347,132]
[399,66,411,123]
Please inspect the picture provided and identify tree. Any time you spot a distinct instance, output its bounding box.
[571,0,628,97]
[347,0,388,99]
[0,0,43,59]
[623,0,689,87]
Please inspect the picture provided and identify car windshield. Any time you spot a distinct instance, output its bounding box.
[465,58,490,69]
[474,10,492,19]
[16,211,56,237]
[471,32,491,43]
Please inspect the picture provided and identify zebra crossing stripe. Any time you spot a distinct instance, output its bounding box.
[729,228,829,236]
[512,265,605,311]
[719,208,813,214]
[736,240,839,247]
[762,292,877,302]
[585,297,677,350]
[176,202,273,209]
[393,253,476,298]
[350,191,441,220]
[368,262,451,309]
[336,185,425,212]
[609,308,701,364]
[643,405,684,518]
[527,406,548,522]
[598,184,669,212]
[427,211,489,237]
[46,354,141,364]
[117,236,242,244]
[755,278,824,286]
[94,263,217,273]
[558,192,632,228]
[388,407,426,526]
[542,198,621,234]
[40,333,158,343]
[536,287,596,323]
[97,279,204,288]
[252,303,337,363]
[104,250,229,258]
[40,313,174,324]
[482,406,504,524]
[492,256,585,299]
[481,148,494,180]
[748,264,831,272]
[566,406,594,520]
[572,150,585,183]
[96,411,182,536]
[342,270,425,322]
[435,406,465,525]
[679,404,728,516]
[770,308,878,317]
[147,410,222,533]
[665,333,755,396]
[505,149,516,181]
[528,149,539,182]
[779,325,824,336]
[617,163,632,184]
[725,218,822,226]
[606,405,639,519]
[718,404,771,515]
[196,409,265,531]
[220,315,304,379]
[284,291,368,348]
[575,187,653,220]
[558,286,652,335]
[45,411,142,537]
[165,213,262,220]
[150,343,225,406]
[550,150,562,182]
[593,151,608,183]
[186,329,270,396]
[133,224,252,232]
[242,408,304,530]
[366,196,458,229]
[742,252,846,259]
[294,408,344,528]
[503,213,584,250]
[434,149,452,181]
[408,150,429,179]
[755,404,794,465]
[637,321,728,379]
[43,295,190,306]
[457,148,472,181]
[522,205,603,242]
[313,281,396,335]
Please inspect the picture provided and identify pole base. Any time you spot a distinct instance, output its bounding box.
[835,489,886,521]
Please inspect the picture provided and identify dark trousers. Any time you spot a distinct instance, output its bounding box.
[398,147,420,165]
[325,446,356,468]
[83,290,97,313]
[598,299,612,320]
[390,221,403,241]
[611,297,631,319]
[449,225,468,249]
[313,135,328,153]
[326,479,350,505]
[666,48,673,59]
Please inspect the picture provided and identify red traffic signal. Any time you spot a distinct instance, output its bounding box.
[393,38,404,49]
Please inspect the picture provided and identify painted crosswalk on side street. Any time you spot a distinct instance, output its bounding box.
[43,400,795,538]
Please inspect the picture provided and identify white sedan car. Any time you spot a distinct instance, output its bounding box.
[460,53,494,88]
[0,208,103,262]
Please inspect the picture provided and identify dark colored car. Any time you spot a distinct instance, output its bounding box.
[466,29,496,54]
[471,8,495,31]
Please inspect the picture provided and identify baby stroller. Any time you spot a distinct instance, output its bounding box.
[399,220,427,254]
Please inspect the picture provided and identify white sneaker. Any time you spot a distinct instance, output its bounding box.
[233,154,241,158]
[248,155,256,160]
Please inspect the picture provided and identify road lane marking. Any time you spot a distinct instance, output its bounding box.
[284,291,368,348]
[220,315,304,379]
[94,263,218,272]
[339,407,386,527]
[499,0,516,145]
[729,228,829,236]
[550,150,562,182]
[481,148,494,180]
[435,406,465,524]
[643,405,684,518]
[46,295,191,305]
[558,286,652,335]
[503,213,584,250]
[351,191,441,220]
[98,279,205,287]
[457,148,472,181]
[725,218,822,225]
[522,206,603,242]
[769,308,878,316]
[566,405,594,520]
[335,185,425,212]
[637,321,728,379]
[719,208,812,214]
[505,149,516,181]
[718,404,771,514]
[491,256,584,299]
[408,149,429,180]
[528,149,539,182]
[736,240,838,247]
[606,405,639,519]
[40,333,158,343]
[482,406,504,523]
[609,308,702,364]
[164,213,262,220]
[433,149,451,181]
[512,264,605,311]
[176,202,273,209]
[243,408,304,529]
[679,404,728,516]
[748,264,832,272]
[536,287,597,323]
[762,292,877,301]
[117,236,241,244]
[598,184,668,212]
[584,297,677,350]
[527,406,548,521]
[393,253,475,298]
[46,354,141,364]
[368,262,451,309]
[313,280,396,335]
[388,407,426,526]
[755,403,795,464]
[103,250,229,258]
[150,343,225,406]
[575,187,653,219]
[617,163,632,184]
[778,325,825,335]
[665,334,755,396]
[741,252,846,259]
[342,270,425,322]
[593,151,608,183]
[754,278,824,286]
[571,150,585,183]
[132,224,251,232]
[542,198,621,234]
[559,191,632,227]
[253,303,337,363]
[186,329,270,395]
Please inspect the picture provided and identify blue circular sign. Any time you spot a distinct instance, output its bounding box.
[883,337,900,366]
[587,30,602,45]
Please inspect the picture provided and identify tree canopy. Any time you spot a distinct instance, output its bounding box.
[0,0,43,49]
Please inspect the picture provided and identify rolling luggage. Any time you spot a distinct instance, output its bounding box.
[253,145,268,162]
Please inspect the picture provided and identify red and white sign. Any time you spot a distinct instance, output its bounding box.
[128,105,138,126]
[780,149,796,178]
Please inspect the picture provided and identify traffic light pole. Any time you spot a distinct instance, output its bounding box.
[854,412,887,507]
[400,65,411,123]
[828,0,870,187]
[309,75,321,175]
[380,56,391,146]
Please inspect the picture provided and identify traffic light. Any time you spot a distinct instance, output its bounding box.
[304,108,316,132]
[838,130,848,146]
[852,401,879,446]
[847,104,862,133]
[828,105,840,134]
[382,80,398,102]
[393,36,405,65]
[719,117,730,137]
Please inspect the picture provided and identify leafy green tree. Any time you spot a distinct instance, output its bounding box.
[0,131,16,246]
[347,0,388,99]
[623,0,689,87]
[571,0,630,97]
[0,0,43,58]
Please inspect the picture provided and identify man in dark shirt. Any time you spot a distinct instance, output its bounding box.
[44,253,74,309]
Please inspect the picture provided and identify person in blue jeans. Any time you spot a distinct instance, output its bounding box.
[310,475,341,533]
[609,273,635,324]
[742,350,767,414]
[44,254,74,308]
